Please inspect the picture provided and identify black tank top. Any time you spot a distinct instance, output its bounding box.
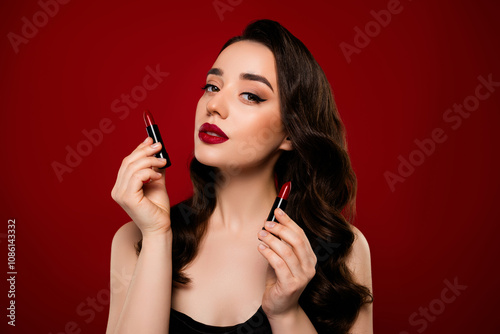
[169,306,273,334]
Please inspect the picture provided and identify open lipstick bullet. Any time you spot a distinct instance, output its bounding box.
[143,110,171,169]
[265,181,291,224]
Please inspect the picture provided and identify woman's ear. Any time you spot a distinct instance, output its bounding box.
[279,136,293,151]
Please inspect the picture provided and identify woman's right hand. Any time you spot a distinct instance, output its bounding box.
[111,137,171,237]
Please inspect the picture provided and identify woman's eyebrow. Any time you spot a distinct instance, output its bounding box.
[240,73,274,92]
[207,68,274,92]
[207,68,223,77]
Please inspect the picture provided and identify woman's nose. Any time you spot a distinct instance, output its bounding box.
[206,89,229,119]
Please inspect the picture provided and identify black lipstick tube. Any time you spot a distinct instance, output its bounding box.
[146,124,171,169]
[266,197,288,222]
[263,181,292,230]
[144,110,171,169]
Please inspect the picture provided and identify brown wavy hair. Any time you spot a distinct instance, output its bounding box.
[136,19,373,333]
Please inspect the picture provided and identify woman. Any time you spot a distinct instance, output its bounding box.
[106,19,373,334]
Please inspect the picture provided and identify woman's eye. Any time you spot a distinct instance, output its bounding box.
[241,92,267,103]
[201,84,219,93]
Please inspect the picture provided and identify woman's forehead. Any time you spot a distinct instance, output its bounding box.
[211,41,277,85]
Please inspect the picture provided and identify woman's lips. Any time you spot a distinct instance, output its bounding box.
[198,122,228,144]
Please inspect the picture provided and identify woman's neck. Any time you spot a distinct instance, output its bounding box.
[210,167,277,233]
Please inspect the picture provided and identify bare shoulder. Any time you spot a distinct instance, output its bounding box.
[346,225,372,289]
[346,225,374,332]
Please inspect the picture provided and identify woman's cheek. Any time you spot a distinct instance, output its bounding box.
[234,136,259,162]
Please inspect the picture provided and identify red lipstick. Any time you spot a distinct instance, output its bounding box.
[266,181,291,223]
[143,110,171,169]
[144,110,155,127]
[198,122,228,144]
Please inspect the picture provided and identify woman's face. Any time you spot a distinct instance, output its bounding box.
[194,41,291,173]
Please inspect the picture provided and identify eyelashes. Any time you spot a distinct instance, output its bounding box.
[201,84,219,93]
[241,92,267,103]
[201,84,268,104]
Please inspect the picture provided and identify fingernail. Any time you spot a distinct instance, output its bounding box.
[276,208,284,216]
[156,172,162,177]
[151,143,160,148]
[259,230,268,238]
[143,137,150,143]
[258,243,268,250]
[158,158,167,163]
[265,221,275,228]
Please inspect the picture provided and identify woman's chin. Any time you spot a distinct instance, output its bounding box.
[195,150,225,168]
[194,152,242,174]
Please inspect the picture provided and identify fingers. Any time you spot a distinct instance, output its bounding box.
[258,241,294,283]
[130,137,161,161]
[116,138,151,182]
[257,209,317,280]
[112,138,166,202]
[270,210,316,267]
[122,155,167,181]
[118,139,163,177]
[258,228,304,280]
[125,168,163,197]
[115,155,166,196]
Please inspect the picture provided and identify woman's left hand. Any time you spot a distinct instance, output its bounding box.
[257,208,317,319]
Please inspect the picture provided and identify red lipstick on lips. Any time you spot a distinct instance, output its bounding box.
[266,181,292,224]
[143,110,171,169]
[198,123,229,144]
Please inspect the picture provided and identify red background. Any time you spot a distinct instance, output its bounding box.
[1,0,499,333]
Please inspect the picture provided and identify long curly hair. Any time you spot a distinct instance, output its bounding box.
[137,19,373,333]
